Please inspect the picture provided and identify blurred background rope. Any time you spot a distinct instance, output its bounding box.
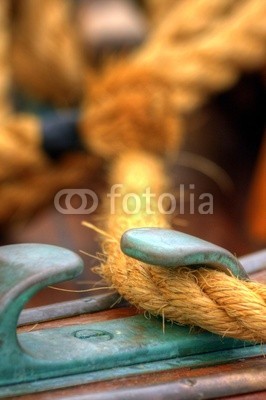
[81,0,266,159]
[0,0,99,225]
[0,0,265,224]
[0,0,11,120]
[11,0,85,105]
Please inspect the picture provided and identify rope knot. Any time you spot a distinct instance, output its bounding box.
[80,65,183,159]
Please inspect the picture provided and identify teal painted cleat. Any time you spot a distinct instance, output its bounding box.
[120,228,249,280]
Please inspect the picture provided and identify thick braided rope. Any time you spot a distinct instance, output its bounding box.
[0,0,92,224]
[143,0,264,98]
[0,0,84,181]
[0,153,101,225]
[144,0,179,22]
[82,0,266,158]
[0,0,11,121]
[0,113,102,226]
[96,151,266,343]
[137,0,266,108]
[11,0,85,105]
[146,0,243,43]
[0,115,48,182]
[0,2,49,182]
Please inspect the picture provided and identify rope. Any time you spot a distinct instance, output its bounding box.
[1,0,266,223]
[0,0,265,341]
[0,115,47,182]
[81,0,266,342]
[0,0,90,224]
[145,0,243,42]
[144,0,179,23]
[81,0,266,158]
[0,153,101,225]
[95,151,266,343]
[11,0,85,105]
[0,0,11,121]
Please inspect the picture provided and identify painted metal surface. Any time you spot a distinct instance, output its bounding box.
[121,228,250,279]
[0,241,265,398]
[1,315,266,397]
[0,244,83,388]
[18,292,122,326]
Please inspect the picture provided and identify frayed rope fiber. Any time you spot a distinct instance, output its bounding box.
[93,151,266,343]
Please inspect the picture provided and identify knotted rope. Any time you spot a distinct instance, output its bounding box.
[95,151,266,343]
